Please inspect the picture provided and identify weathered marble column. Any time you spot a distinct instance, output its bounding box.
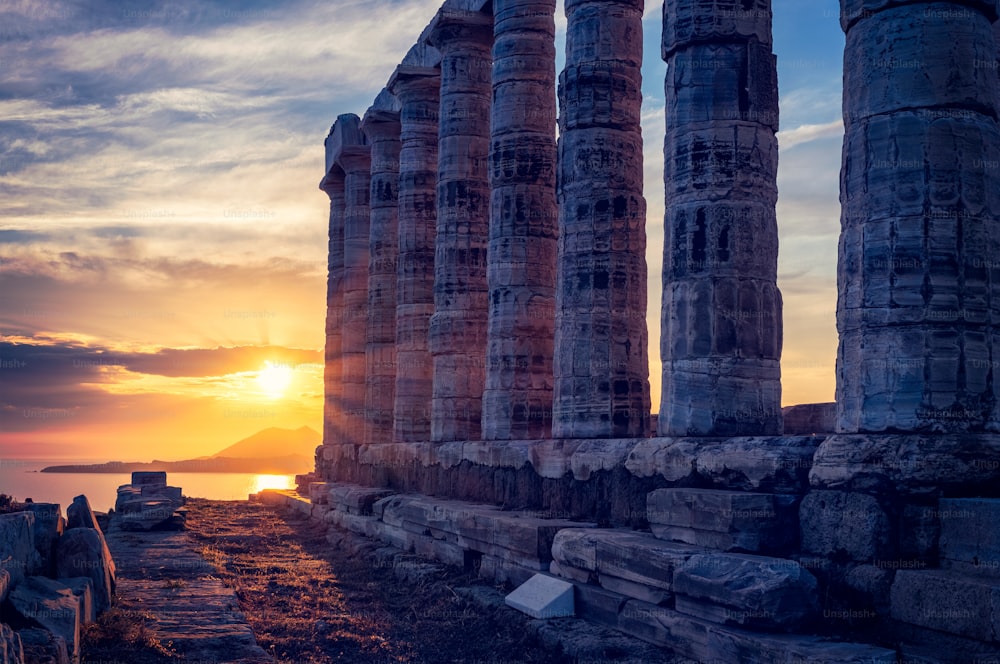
[335,115,372,447]
[388,67,440,443]
[552,0,649,438]
[659,0,783,437]
[428,10,493,442]
[361,109,402,445]
[836,0,1000,433]
[482,0,559,440]
[319,166,345,450]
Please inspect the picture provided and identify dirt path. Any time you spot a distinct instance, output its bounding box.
[182,498,570,664]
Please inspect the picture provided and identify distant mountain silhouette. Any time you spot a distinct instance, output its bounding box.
[41,426,321,475]
[209,425,319,461]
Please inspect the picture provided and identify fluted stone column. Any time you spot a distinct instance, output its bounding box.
[320,168,345,450]
[427,10,493,443]
[482,0,559,441]
[335,116,372,447]
[552,0,649,439]
[362,110,402,445]
[389,67,440,443]
[836,0,1000,433]
[659,0,783,437]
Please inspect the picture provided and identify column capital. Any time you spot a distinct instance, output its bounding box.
[428,9,493,50]
[360,109,401,140]
[334,145,371,174]
[387,66,441,100]
[319,167,345,197]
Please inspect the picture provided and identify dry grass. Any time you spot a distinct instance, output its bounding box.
[81,607,178,663]
[184,498,564,664]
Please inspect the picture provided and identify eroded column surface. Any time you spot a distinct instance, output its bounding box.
[320,167,345,451]
[659,0,783,437]
[362,110,402,445]
[428,10,493,442]
[553,0,649,438]
[335,115,373,447]
[836,0,1000,433]
[482,0,559,441]
[389,67,440,443]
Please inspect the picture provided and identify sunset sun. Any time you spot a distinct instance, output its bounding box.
[256,361,293,399]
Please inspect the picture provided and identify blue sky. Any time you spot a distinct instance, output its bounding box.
[0,0,847,458]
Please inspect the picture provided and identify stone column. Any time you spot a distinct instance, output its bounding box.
[388,67,440,443]
[335,116,372,447]
[319,167,345,450]
[427,10,493,442]
[482,0,559,441]
[361,110,402,445]
[552,0,649,439]
[659,0,783,437]
[836,0,1000,433]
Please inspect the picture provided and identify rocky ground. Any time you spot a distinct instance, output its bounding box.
[85,498,684,663]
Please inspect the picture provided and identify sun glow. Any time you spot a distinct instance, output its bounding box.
[256,361,293,399]
[251,474,294,493]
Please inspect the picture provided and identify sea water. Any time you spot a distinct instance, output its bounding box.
[0,459,294,512]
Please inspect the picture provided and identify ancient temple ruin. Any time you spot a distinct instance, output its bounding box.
[307,1,1000,662]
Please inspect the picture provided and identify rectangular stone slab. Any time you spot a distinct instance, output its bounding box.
[939,498,1000,577]
[329,485,398,516]
[891,569,1000,642]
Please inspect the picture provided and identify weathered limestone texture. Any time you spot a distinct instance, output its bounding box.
[553,0,650,439]
[836,0,1000,433]
[320,152,346,449]
[330,114,371,447]
[427,10,493,442]
[659,0,783,437]
[389,67,441,443]
[362,109,402,445]
[482,0,560,440]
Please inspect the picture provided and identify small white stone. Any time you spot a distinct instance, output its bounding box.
[505,573,575,619]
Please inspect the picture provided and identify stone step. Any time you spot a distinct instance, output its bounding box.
[551,528,820,631]
[938,498,1000,578]
[328,484,396,516]
[890,568,1000,643]
[646,488,799,554]
[568,582,896,664]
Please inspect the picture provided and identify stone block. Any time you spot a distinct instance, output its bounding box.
[329,484,396,515]
[626,436,819,493]
[478,555,537,587]
[551,529,702,593]
[617,599,896,662]
[891,569,1000,642]
[25,503,63,577]
[130,471,167,487]
[900,503,940,563]
[939,498,1000,577]
[8,576,81,664]
[0,512,37,585]
[505,574,575,619]
[549,560,592,584]
[810,434,1000,495]
[58,577,95,625]
[800,491,891,562]
[0,624,23,664]
[55,528,114,613]
[598,574,671,605]
[673,553,819,631]
[571,579,627,627]
[16,627,68,664]
[647,488,799,554]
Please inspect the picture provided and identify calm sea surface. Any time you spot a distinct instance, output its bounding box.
[0,459,294,513]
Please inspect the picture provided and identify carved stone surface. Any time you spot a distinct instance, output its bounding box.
[553,0,649,439]
[836,0,1000,434]
[659,0,783,437]
[482,0,559,440]
[388,67,440,443]
[330,114,371,448]
[427,10,492,442]
[361,110,402,445]
[320,162,345,449]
